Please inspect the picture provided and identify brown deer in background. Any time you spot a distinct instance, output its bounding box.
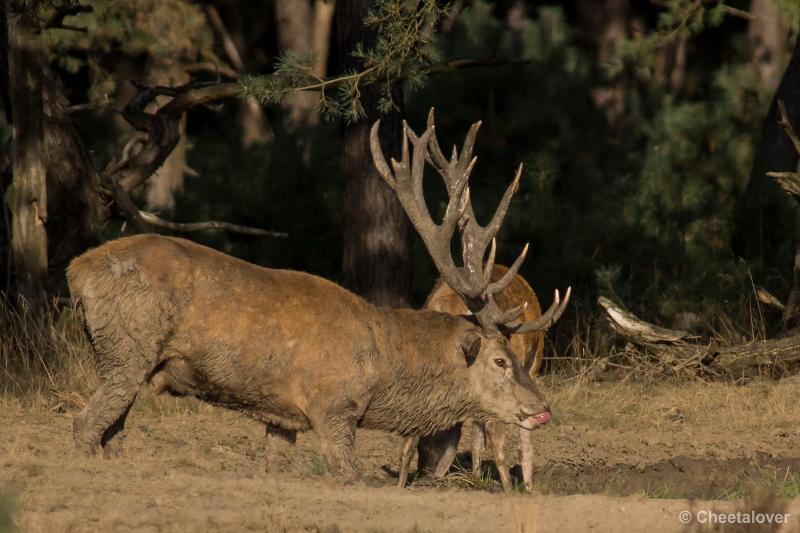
[69,109,570,481]
[397,265,545,491]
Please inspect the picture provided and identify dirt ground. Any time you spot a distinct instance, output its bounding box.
[3,377,800,532]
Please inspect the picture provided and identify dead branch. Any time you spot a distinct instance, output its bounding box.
[138,211,288,238]
[598,296,800,376]
[756,287,785,311]
[776,100,800,155]
[101,80,240,193]
[109,180,149,233]
[598,296,693,343]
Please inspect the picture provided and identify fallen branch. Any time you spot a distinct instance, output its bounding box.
[138,211,288,238]
[598,296,800,376]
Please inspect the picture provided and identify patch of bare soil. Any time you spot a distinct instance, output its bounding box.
[2,379,800,532]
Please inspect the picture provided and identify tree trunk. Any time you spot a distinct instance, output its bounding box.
[41,62,108,294]
[738,35,800,260]
[275,0,320,129]
[749,0,790,91]
[312,0,334,77]
[577,0,629,125]
[7,8,47,307]
[334,0,411,307]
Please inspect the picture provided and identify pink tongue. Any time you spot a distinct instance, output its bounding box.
[532,411,551,425]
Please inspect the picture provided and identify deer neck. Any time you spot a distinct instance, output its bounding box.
[361,309,482,436]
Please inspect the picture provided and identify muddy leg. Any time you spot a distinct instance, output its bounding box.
[519,426,536,491]
[264,424,297,473]
[314,416,358,481]
[398,436,419,488]
[73,366,147,456]
[471,421,486,478]
[485,421,511,492]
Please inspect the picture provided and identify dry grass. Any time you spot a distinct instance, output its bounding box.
[0,298,97,410]
[541,373,799,435]
[0,298,217,418]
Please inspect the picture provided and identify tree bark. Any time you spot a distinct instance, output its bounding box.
[577,0,629,125]
[7,8,47,306]
[41,62,108,294]
[312,0,334,77]
[738,35,800,260]
[275,0,321,129]
[334,0,411,307]
[749,0,790,91]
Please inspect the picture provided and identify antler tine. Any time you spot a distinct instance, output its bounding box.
[457,121,482,176]
[369,120,395,187]
[426,108,450,172]
[409,125,432,207]
[483,163,523,244]
[486,242,529,297]
[391,121,411,175]
[494,300,527,324]
[508,287,572,334]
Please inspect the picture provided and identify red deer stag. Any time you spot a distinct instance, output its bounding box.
[397,265,545,491]
[68,110,570,481]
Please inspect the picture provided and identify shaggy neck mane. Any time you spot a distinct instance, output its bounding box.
[362,310,485,436]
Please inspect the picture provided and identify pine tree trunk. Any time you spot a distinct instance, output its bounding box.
[275,0,320,129]
[7,8,47,306]
[0,0,11,295]
[334,0,411,307]
[577,0,629,124]
[41,62,108,294]
[739,35,800,260]
[749,0,790,91]
[312,0,334,77]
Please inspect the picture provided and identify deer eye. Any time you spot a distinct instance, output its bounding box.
[494,358,507,368]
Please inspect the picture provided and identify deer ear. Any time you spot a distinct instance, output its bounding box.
[461,333,482,366]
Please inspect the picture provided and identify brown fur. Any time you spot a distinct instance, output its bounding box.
[68,235,550,478]
[398,266,546,491]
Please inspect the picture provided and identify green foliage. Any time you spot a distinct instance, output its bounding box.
[40,0,212,106]
[241,0,446,122]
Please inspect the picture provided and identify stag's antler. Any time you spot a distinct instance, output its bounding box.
[370,109,570,334]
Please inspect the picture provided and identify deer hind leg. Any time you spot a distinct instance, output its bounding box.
[264,423,297,473]
[485,420,511,492]
[73,293,175,456]
[397,436,419,488]
[471,420,486,479]
[519,426,536,491]
[73,358,151,457]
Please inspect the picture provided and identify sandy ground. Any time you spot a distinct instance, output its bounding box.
[3,378,800,532]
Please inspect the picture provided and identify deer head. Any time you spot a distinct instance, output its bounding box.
[370,109,570,428]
